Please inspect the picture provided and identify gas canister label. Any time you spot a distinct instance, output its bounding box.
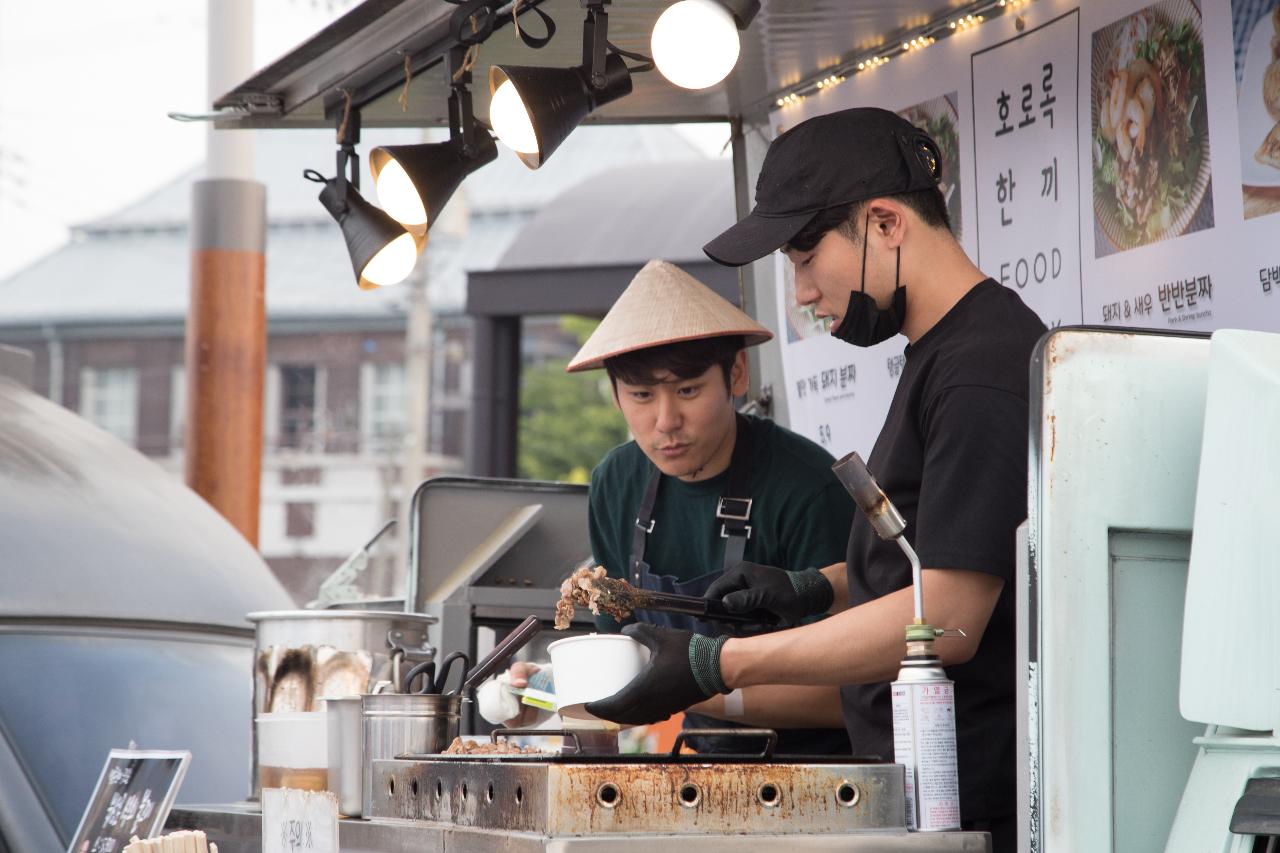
[892,680,961,832]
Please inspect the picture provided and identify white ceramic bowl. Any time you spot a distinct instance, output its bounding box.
[547,634,650,720]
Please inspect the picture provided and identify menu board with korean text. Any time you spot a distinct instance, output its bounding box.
[68,750,190,853]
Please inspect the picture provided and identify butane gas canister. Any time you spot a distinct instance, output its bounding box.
[891,624,961,832]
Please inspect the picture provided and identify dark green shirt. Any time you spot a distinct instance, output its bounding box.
[588,415,854,598]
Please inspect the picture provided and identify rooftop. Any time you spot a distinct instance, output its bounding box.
[0,124,713,328]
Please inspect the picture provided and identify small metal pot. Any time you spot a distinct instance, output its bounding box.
[361,692,462,816]
[326,696,363,817]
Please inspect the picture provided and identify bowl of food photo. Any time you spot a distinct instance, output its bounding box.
[1091,1,1213,254]
[1239,4,1280,187]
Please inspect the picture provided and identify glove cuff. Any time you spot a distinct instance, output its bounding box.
[688,634,731,696]
[788,568,835,616]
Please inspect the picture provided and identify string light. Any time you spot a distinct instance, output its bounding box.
[767,0,1034,110]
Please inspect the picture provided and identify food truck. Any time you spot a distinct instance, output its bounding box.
[9,0,1279,851]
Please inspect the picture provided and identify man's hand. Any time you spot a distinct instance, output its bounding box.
[705,562,834,627]
[477,661,547,727]
[583,624,730,725]
[507,661,540,689]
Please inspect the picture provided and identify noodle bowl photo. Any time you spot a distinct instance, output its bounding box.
[1090,1,1214,255]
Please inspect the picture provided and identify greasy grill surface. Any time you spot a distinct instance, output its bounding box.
[369,757,905,835]
[398,751,884,764]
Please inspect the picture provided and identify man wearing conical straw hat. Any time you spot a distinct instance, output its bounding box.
[530,259,854,755]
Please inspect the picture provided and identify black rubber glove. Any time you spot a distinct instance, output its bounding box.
[583,623,730,726]
[705,562,834,628]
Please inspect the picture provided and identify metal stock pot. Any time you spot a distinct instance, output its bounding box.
[246,609,437,796]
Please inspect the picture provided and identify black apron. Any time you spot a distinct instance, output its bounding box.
[629,415,850,757]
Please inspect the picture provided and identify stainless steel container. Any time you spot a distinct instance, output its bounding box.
[361,692,461,817]
[326,696,364,816]
[247,609,436,797]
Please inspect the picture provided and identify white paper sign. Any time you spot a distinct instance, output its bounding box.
[972,10,1083,328]
[261,788,338,853]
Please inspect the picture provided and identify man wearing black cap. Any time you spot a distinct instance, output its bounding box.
[585,107,1045,852]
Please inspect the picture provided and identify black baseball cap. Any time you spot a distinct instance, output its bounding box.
[703,107,942,267]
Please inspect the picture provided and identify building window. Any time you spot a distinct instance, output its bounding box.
[279,366,317,450]
[285,502,315,538]
[361,362,407,452]
[440,409,466,458]
[443,338,466,394]
[281,467,322,486]
[80,367,139,445]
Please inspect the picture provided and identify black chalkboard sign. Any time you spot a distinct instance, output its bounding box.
[67,749,191,853]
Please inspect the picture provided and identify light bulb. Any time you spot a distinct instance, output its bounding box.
[374,159,428,228]
[360,233,418,287]
[651,0,741,90]
[489,79,539,154]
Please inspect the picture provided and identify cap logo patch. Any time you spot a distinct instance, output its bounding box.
[915,139,941,182]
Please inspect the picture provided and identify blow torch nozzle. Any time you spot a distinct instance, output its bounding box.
[832,450,925,626]
[831,451,906,540]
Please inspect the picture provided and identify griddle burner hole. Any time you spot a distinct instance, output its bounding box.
[836,782,860,807]
[436,779,443,800]
[388,777,395,796]
[515,785,524,805]
[410,779,419,797]
[486,783,495,803]
[596,782,620,808]
[462,783,469,801]
[758,783,780,807]
[678,783,702,808]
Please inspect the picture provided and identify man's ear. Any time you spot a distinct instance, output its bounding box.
[866,199,906,249]
[729,350,750,397]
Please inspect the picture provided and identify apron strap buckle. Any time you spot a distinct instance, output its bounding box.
[716,496,752,523]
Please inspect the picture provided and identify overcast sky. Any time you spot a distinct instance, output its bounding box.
[0,1,360,278]
[0,1,727,281]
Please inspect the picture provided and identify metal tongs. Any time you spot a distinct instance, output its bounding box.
[634,588,780,625]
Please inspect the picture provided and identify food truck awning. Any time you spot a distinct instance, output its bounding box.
[213,0,958,127]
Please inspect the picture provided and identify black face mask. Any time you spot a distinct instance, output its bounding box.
[830,210,906,348]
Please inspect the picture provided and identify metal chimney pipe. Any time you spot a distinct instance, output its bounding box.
[185,0,266,545]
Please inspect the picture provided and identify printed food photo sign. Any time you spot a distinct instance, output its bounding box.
[1233,0,1280,218]
[1090,0,1214,256]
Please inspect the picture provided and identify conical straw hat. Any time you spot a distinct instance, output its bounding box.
[567,259,773,372]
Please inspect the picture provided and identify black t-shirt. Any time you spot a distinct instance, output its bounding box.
[840,279,1046,821]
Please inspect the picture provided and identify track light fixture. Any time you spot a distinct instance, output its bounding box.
[370,47,498,234]
[305,109,421,290]
[489,0,647,169]
[650,0,759,90]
